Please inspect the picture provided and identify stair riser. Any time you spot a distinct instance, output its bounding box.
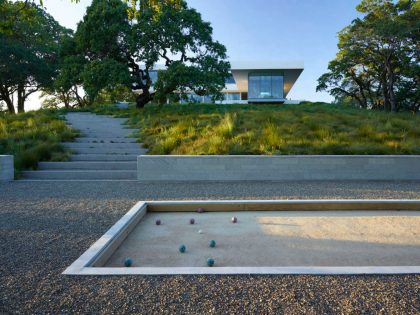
[70,148,145,154]
[38,162,137,170]
[79,134,137,138]
[74,138,137,143]
[68,125,139,134]
[21,171,137,180]
[70,155,138,161]
[64,143,142,149]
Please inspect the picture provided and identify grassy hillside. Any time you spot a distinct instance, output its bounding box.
[0,110,77,174]
[92,102,420,155]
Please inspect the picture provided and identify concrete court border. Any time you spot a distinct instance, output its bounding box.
[63,199,420,276]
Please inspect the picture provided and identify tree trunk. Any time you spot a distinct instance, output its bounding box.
[3,97,15,114]
[384,54,397,112]
[62,92,70,109]
[73,86,85,108]
[381,72,391,111]
[359,89,368,108]
[17,84,25,113]
[351,72,368,108]
[387,68,397,112]
[135,88,153,108]
[0,87,15,114]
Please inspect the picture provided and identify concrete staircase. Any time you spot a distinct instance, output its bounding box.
[21,112,146,180]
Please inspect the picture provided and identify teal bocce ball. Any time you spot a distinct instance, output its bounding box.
[179,244,186,253]
[124,258,133,267]
[209,240,216,248]
[207,258,215,267]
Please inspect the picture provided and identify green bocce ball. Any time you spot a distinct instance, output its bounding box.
[207,258,215,267]
[124,258,133,267]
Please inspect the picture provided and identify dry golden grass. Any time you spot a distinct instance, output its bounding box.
[94,102,420,155]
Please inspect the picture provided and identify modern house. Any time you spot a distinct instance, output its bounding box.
[221,61,304,104]
[148,61,304,104]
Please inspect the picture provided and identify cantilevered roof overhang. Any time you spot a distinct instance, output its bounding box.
[225,61,304,97]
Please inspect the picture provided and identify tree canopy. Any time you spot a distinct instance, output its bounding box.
[0,0,68,113]
[317,0,419,112]
[64,0,230,108]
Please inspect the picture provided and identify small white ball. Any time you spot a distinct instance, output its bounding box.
[198,229,203,234]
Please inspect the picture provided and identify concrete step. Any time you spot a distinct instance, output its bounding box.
[70,154,139,161]
[38,161,137,170]
[78,130,133,133]
[79,133,138,138]
[68,147,146,154]
[69,127,137,133]
[67,121,131,125]
[63,142,142,149]
[74,138,137,143]
[21,170,137,180]
[74,127,136,130]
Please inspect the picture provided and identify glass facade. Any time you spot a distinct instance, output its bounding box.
[248,72,284,100]
[148,71,158,85]
[225,74,236,84]
[224,93,241,101]
[184,94,213,103]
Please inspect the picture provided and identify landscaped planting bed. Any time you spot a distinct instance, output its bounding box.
[0,110,77,174]
[92,102,420,156]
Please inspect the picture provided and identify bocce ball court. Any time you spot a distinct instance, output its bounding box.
[63,200,420,275]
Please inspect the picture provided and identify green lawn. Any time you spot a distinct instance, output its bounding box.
[93,102,420,155]
[0,110,78,174]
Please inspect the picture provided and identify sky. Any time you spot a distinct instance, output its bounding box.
[26,0,362,110]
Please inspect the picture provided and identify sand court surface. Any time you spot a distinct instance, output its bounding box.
[104,210,420,268]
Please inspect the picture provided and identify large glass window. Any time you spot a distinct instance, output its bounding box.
[183,94,214,103]
[225,74,236,85]
[149,71,158,85]
[224,93,240,101]
[248,73,284,100]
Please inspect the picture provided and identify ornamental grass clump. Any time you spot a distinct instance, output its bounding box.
[0,110,77,174]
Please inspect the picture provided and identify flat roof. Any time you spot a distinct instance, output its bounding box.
[149,61,304,71]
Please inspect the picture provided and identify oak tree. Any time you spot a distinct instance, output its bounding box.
[317,0,419,112]
[0,1,68,113]
[71,0,229,108]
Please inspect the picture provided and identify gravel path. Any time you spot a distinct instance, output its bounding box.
[1,180,419,314]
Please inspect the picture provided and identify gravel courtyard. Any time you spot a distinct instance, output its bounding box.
[1,180,419,314]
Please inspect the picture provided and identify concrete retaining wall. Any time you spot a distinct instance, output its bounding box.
[0,155,14,181]
[137,155,420,181]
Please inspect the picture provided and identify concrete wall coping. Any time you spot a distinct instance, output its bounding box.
[142,155,420,158]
